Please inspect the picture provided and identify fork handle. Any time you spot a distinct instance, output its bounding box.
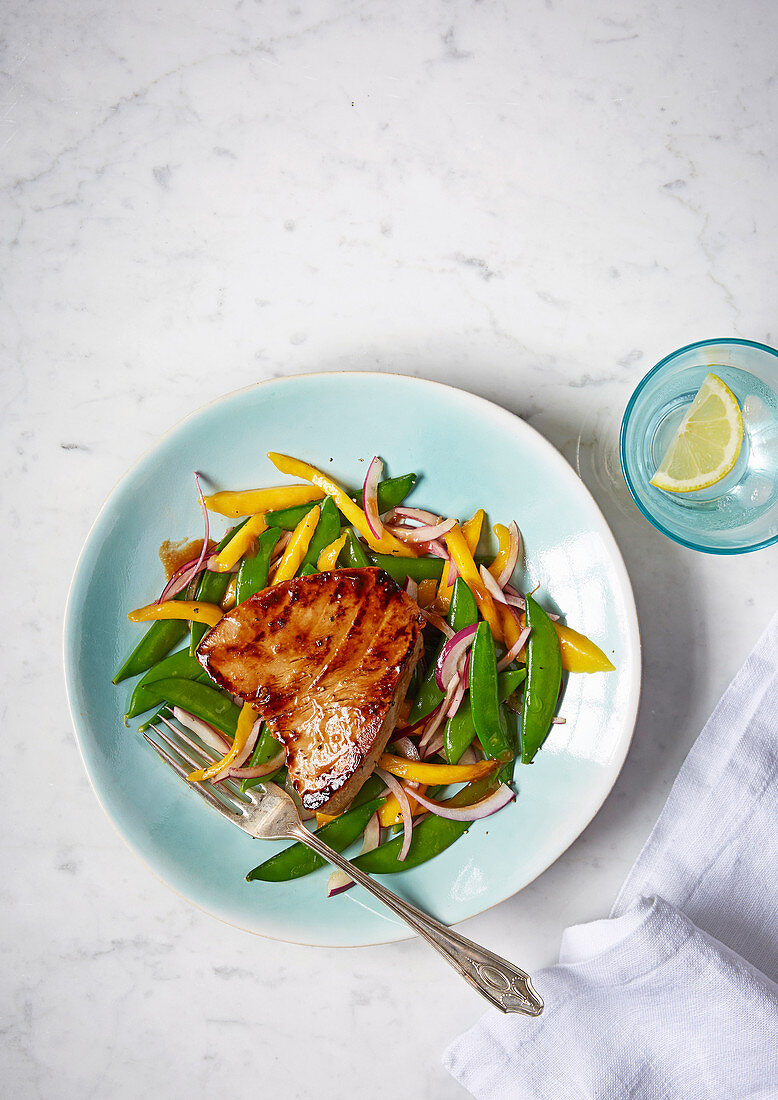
[289,824,543,1016]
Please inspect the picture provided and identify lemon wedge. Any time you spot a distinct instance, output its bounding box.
[650,373,743,493]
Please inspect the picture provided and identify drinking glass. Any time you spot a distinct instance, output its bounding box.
[620,338,778,553]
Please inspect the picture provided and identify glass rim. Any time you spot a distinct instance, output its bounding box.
[619,337,778,555]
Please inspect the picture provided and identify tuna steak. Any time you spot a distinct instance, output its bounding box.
[197,567,424,813]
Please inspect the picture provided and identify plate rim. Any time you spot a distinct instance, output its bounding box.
[63,370,642,946]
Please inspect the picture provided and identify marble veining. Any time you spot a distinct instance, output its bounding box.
[2,0,777,1096]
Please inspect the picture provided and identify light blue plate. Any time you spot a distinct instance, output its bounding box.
[64,373,641,946]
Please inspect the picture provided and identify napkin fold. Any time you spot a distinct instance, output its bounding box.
[444,611,778,1099]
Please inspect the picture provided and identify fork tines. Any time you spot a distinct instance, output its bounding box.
[143,714,249,815]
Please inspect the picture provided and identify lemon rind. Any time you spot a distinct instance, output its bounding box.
[649,374,743,494]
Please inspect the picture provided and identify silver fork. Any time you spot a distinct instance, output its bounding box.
[145,717,543,1016]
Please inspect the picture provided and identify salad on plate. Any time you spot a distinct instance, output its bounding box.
[114,452,614,896]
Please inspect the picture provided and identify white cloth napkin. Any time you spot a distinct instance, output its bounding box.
[444,611,778,1099]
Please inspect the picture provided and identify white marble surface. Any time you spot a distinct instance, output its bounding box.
[2,0,777,1095]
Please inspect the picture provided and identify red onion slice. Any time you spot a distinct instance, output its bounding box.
[495,521,521,587]
[418,701,446,750]
[362,456,385,539]
[497,624,531,671]
[270,530,292,561]
[326,812,381,897]
[393,711,429,739]
[435,623,478,690]
[420,607,454,638]
[390,507,443,526]
[375,768,414,862]
[181,474,212,603]
[390,736,421,761]
[390,518,456,544]
[407,783,515,822]
[446,652,470,717]
[157,479,217,600]
[419,674,461,749]
[228,748,285,779]
[424,539,458,585]
[172,707,230,752]
[422,731,446,758]
[158,556,205,603]
[363,811,381,849]
[479,565,510,606]
[404,577,419,601]
[426,539,450,560]
[551,716,566,725]
[189,470,210,587]
[447,677,467,720]
[325,875,353,898]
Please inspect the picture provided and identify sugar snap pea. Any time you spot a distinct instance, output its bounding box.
[343,529,372,568]
[445,667,526,764]
[265,472,417,530]
[150,678,241,737]
[520,593,562,764]
[113,599,188,684]
[368,553,444,585]
[236,527,281,604]
[352,471,417,511]
[116,519,251,680]
[301,496,341,567]
[499,751,517,786]
[452,576,478,626]
[470,621,513,763]
[125,647,207,720]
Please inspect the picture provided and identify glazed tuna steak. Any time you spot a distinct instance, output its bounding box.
[197,568,425,813]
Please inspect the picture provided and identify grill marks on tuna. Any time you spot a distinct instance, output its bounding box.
[197,568,424,813]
